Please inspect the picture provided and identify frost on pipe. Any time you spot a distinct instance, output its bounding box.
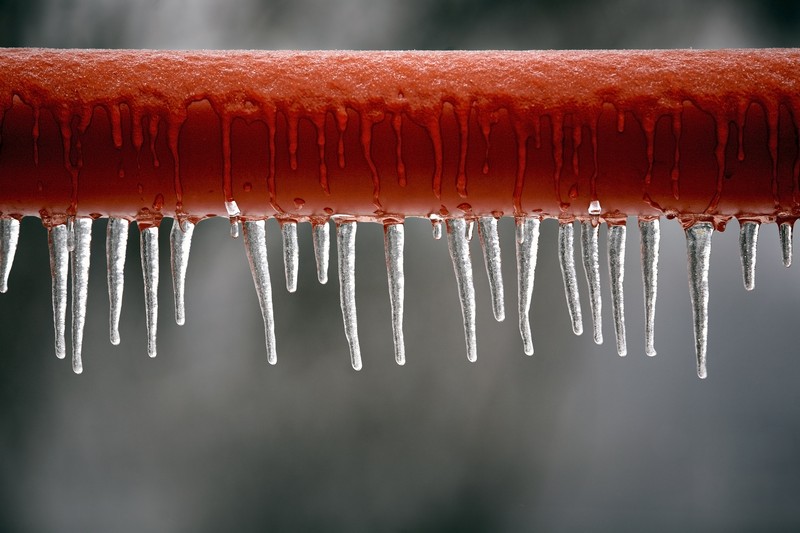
[0,49,799,377]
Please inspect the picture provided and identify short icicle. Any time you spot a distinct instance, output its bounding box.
[430,215,443,240]
[558,221,583,336]
[312,221,330,284]
[106,217,129,345]
[384,223,405,365]
[607,224,627,356]
[639,218,660,357]
[225,200,241,239]
[71,218,92,374]
[0,218,20,293]
[48,224,69,360]
[170,218,195,326]
[139,226,159,358]
[282,221,299,293]
[779,223,792,267]
[446,218,477,362]
[685,222,714,379]
[242,220,277,364]
[739,221,759,291]
[515,216,541,355]
[477,216,505,322]
[337,221,362,370]
[580,220,603,344]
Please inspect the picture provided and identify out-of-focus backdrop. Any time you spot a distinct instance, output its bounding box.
[1,1,800,531]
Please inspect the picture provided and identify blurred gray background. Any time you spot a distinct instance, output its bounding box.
[1,0,800,531]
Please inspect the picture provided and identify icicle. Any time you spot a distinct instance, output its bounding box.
[170,218,194,326]
[224,200,241,239]
[106,217,129,345]
[466,219,475,241]
[48,224,68,360]
[580,221,602,344]
[0,218,20,293]
[515,216,540,355]
[313,221,330,284]
[477,216,505,322]
[607,224,627,356]
[430,215,443,240]
[446,218,477,362]
[242,220,277,364]
[558,222,583,336]
[282,221,299,293]
[140,226,159,358]
[780,223,792,268]
[337,221,362,370]
[384,223,405,365]
[685,222,714,379]
[639,218,660,357]
[739,221,759,291]
[71,218,92,374]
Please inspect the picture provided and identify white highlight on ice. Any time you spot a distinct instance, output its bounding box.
[384,223,405,365]
[739,221,759,291]
[0,218,20,293]
[106,217,129,346]
[580,220,603,344]
[477,216,505,322]
[170,218,195,326]
[558,221,583,336]
[337,221,362,370]
[588,200,602,215]
[685,222,714,380]
[140,226,159,358]
[466,219,475,242]
[429,215,443,240]
[639,218,660,357]
[224,200,241,239]
[779,222,792,268]
[48,224,69,361]
[66,216,75,252]
[242,220,277,365]
[313,221,330,284]
[515,216,540,355]
[71,218,93,374]
[446,218,477,362]
[607,224,627,356]
[281,221,299,293]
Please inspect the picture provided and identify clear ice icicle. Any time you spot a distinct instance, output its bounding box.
[515,217,540,355]
[384,223,405,365]
[337,221,362,370]
[739,221,759,291]
[48,224,69,360]
[580,221,603,344]
[779,222,792,268]
[0,218,20,293]
[140,226,159,358]
[313,221,330,284]
[558,222,583,336]
[224,200,241,239]
[282,221,299,293]
[685,222,714,379]
[477,216,505,322]
[242,221,277,364]
[170,218,195,326]
[607,224,627,356]
[71,218,93,374]
[447,218,477,362]
[639,218,660,357]
[430,215,443,240]
[106,217,129,345]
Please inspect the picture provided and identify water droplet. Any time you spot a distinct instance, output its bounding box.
[281,221,299,293]
[243,182,253,192]
[0,218,20,293]
[685,222,714,379]
[170,218,195,326]
[152,193,164,211]
[294,198,305,210]
[608,224,627,356]
[106,217,129,345]
[384,223,405,365]
[140,226,159,358]
[580,221,603,345]
[446,219,477,362]
[337,221,362,370]
[477,217,505,322]
[639,218,660,357]
[739,221,759,291]
[558,221,583,336]
[515,217,540,355]
[242,220,277,364]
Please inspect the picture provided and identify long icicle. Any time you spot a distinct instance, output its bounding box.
[0,218,20,293]
[170,218,195,325]
[48,224,69,360]
[580,220,603,344]
[779,222,792,268]
[515,216,540,355]
[312,221,330,284]
[558,221,583,336]
[447,218,477,362]
[607,224,627,356]
[639,218,660,357]
[106,217,129,345]
[477,216,505,322]
[739,221,759,291]
[140,226,159,358]
[384,222,405,365]
[337,221,362,370]
[71,218,93,374]
[685,222,714,379]
[282,221,299,293]
[242,220,277,364]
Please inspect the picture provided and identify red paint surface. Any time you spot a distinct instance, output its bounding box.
[0,49,798,227]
